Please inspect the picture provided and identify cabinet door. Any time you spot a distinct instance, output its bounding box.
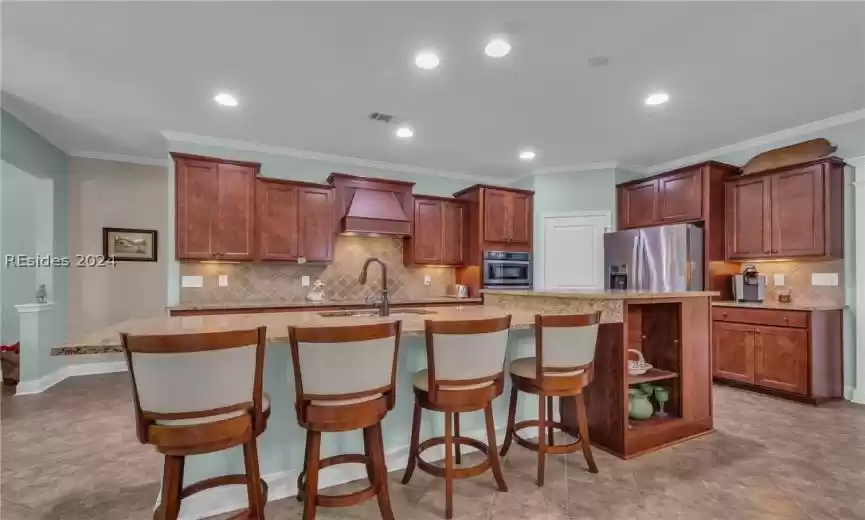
[770,165,825,257]
[508,192,531,245]
[619,180,658,229]
[175,158,218,260]
[658,168,703,222]
[298,186,334,262]
[483,189,510,243]
[413,199,443,264]
[712,322,755,383]
[754,326,808,395]
[441,201,465,265]
[256,181,299,261]
[213,164,256,260]
[726,177,771,259]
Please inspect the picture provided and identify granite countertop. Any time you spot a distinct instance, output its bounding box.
[481,289,719,300]
[53,304,539,356]
[169,296,482,312]
[712,301,846,311]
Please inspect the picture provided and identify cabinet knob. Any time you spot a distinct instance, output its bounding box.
[783,317,789,321]
[722,313,728,317]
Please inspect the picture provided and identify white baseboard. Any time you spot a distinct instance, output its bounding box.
[848,386,865,405]
[176,424,528,519]
[15,361,127,395]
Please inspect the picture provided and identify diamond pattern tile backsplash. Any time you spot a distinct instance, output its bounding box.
[716,259,846,306]
[179,236,455,304]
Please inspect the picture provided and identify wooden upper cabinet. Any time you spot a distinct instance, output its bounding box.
[725,158,844,260]
[298,186,334,262]
[483,189,510,243]
[442,201,465,264]
[657,168,702,222]
[770,165,825,257]
[413,198,445,264]
[754,326,809,396]
[175,158,219,260]
[508,192,531,245]
[256,181,299,261]
[405,197,465,266]
[174,154,257,261]
[619,180,658,229]
[726,176,771,259]
[256,180,334,262]
[712,322,755,384]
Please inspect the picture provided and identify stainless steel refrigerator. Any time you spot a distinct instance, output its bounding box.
[603,223,703,292]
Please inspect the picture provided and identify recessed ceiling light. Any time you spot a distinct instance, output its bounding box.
[395,126,414,139]
[519,149,536,161]
[414,51,440,70]
[214,92,239,107]
[484,38,511,58]
[644,92,670,106]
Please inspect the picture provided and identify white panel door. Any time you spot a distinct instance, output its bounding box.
[542,213,610,291]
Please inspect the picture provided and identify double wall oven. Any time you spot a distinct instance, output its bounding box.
[483,251,532,289]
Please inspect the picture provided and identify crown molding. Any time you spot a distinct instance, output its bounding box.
[69,151,165,167]
[645,108,865,174]
[161,130,500,184]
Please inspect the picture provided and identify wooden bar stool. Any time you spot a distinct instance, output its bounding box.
[401,316,511,519]
[289,321,401,520]
[120,327,270,520]
[500,312,601,486]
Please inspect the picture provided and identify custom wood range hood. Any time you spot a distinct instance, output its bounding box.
[327,173,415,236]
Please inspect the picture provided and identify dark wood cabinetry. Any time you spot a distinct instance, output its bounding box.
[404,196,465,266]
[173,154,257,261]
[480,188,531,245]
[618,166,707,229]
[712,306,842,403]
[619,180,658,229]
[725,158,844,260]
[657,168,703,222]
[256,179,334,262]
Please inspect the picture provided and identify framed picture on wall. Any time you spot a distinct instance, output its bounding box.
[102,228,158,262]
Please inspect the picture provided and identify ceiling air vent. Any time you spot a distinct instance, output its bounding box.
[368,112,394,123]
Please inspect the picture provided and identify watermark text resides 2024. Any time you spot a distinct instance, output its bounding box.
[4,254,117,268]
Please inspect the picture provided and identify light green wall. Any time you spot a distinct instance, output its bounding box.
[165,141,478,304]
[0,110,69,346]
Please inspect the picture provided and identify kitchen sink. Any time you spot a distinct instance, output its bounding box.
[317,309,437,318]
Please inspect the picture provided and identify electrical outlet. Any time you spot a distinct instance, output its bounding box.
[811,273,839,286]
[301,276,311,287]
[424,275,431,286]
[218,275,229,287]
[773,274,785,286]
[181,276,203,288]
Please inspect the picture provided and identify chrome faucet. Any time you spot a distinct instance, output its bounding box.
[359,257,389,316]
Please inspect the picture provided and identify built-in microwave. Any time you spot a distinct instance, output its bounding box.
[483,251,532,288]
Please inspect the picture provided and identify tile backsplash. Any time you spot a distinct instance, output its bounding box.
[179,236,455,304]
[728,259,845,306]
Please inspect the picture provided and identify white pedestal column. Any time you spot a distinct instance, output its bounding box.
[14,302,57,395]
[850,157,865,404]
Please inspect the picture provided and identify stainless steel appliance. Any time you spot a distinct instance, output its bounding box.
[603,223,703,292]
[483,251,532,289]
[732,264,766,303]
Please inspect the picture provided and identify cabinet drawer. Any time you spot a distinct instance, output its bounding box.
[712,307,808,328]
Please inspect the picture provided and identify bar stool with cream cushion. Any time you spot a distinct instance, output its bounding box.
[120,327,270,520]
[401,316,511,519]
[289,321,402,520]
[500,312,601,486]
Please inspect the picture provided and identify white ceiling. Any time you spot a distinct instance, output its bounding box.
[3,2,864,179]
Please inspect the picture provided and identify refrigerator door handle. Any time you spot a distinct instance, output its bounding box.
[632,232,642,290]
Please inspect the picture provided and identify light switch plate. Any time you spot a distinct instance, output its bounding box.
[811,273,839,286]
[773,274,785,286]
[424,275,431,286]
[301,276,311,287]
[181,276,203,288]
[218,275,229,287]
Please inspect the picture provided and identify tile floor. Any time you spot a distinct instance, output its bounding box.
[2,373,864,519]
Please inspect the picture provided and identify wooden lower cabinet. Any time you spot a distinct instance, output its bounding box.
[712,306,842,403]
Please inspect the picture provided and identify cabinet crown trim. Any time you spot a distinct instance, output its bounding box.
[723,156,846,182]
[452,184,534,197]
[169,152,261,170]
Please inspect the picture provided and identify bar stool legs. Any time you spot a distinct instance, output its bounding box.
[575,393,598,474]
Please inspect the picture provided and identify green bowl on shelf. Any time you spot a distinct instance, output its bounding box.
[628,388,654,420]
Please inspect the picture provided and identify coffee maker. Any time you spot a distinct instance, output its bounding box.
[732,264,766,303]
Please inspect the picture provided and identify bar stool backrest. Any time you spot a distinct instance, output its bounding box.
[535,312,601,386]
[289,321,402,406]
[120,327,267,443]
[424,316,512,399]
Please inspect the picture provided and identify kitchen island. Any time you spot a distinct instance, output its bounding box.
[482,289,718,459]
